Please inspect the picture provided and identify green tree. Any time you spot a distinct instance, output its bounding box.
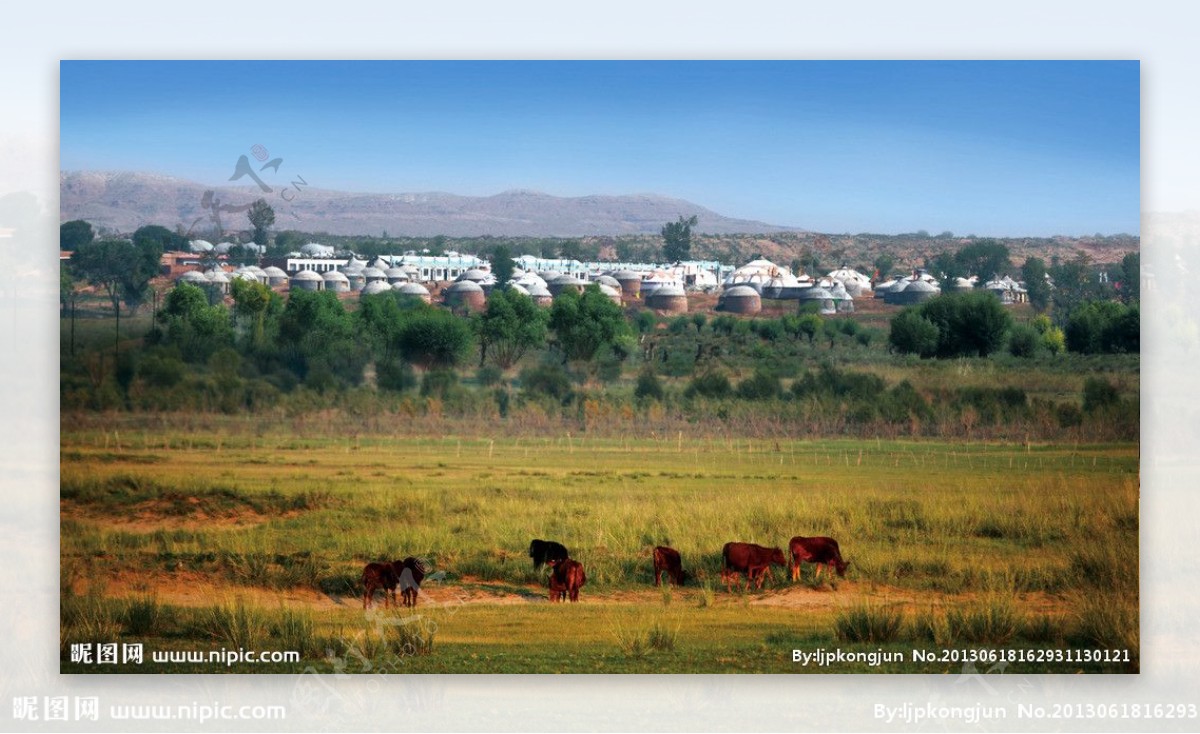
[71,238,161,349]
[230,278,274,348]
[917,291,1012,358]
[132,224,185,253]
[490,245,515,288]
[888,309,939,358]
[158,282,233,363]
[1021,256,1052,312]
[1117,251,1139,304]
[397,308,474,370]
[60,220,95,250]
[277,289,369,386]
[661,215,698,263]
[247,198,276,247]
[872,253,895,280]
[548,286,634,365]
[475,287,549,369]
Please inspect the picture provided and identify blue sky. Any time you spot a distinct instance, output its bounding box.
[60,60,1139,236]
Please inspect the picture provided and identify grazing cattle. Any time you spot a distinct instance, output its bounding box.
[721,542,787,592]
[547,558,586,602]
[653,546,687,586]
[529,539,570,569]
[362,562,399,609]
[397,556,428,607]
[789,536,849,582]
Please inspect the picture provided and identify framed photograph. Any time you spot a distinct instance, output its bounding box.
[59,60,1139,678]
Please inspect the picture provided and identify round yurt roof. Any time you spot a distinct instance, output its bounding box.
[906,279,938,293]
[396,282,430,296]
[595,275,621,288]
[828,282,852,300]
[525,283,551,298]
[513,273,547,289]
[721,285,761,299]
[598,283,622,298]
[178,270,208,283]
[648,284,686,298]
[612,270,642,281]
[537,270,563,281]
[445,280,484,294]
[362,267,387,279]
[214,241,237,254]
[300,243,334,257]
[344,256,368,269]
[291,270,323,282]
[361,280,392,295]
[385,267,409,279]
[263,266,287,278]
[458,269,491,282]
[322,270,350,283]
[206,271,230,283]
[507,283,530,296]
[800,286,834,300]
[232,270,259,282]
[188,239,213,252]
[368,256,392,269]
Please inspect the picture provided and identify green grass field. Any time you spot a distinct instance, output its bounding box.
[60,424,1138,673]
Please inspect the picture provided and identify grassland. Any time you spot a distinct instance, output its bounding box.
[60,424,1138,673]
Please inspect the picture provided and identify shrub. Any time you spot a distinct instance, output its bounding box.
[685,371,732,399]
[889,309,939,357]
[1082,377,1121,413]
[834,602,905,643]
[520,363,574,403]
[917,291,1013,358]
[736,368,781,400]
[377,359,417,392]
[1008,324,1041,357]
[476,364,503,387]
[634,369,665,401]
[420,369,461,399]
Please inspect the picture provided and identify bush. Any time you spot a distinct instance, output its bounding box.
[736,368,781,400]
[917,291,1013,358]
[888,309,939,357]
[1082,377,1121,413]
[1008,324,1041,357]
[684,371,732,399]
[520,363,574,403]
[1065,301,1139,354]
[634,369,665,401]
[420,369,461,399]
[377,359,417,392]
[476,364,503,387]
[834,602,905,643]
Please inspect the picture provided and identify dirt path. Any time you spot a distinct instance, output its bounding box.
[86,570,1068,616]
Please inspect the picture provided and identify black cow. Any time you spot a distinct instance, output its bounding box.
[548,558,586,602]
[653,546,687,586]
[529,539,570,569]
[722,542,787,592]
[789,536,849,582]
[397,556,429,607]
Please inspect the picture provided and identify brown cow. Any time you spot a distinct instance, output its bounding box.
[362,562,399,609]
[722,542,787,592]
[653,546,687,586]
[397,556,428,607]
[547,558,586,602]
[789,536,849,582]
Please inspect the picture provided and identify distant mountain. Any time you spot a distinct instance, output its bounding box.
[59,171,804,237]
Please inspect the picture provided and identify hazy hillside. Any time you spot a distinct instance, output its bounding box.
[59,171,802,238]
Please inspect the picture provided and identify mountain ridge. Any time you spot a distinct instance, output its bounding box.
[59,170,804,238]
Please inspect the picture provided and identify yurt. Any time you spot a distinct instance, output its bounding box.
[289,269,324,292]
[717,285,762,315]
[395,282,432,304]
[645,283,688,314]
[443,280,486,311]
[322,270,351,293]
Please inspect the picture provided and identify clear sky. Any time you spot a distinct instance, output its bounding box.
[60,60,1139,237]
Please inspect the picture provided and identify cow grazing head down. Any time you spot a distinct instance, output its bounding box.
[721,542,788,592]
[529,539,570,569]
[653,546,687,586]
[547,558,586,602]
[788,536,849,583]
